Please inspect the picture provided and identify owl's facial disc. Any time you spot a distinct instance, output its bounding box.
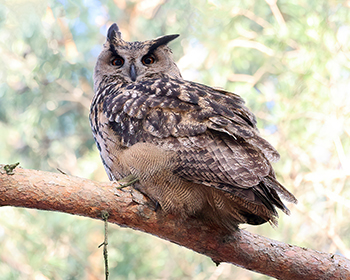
[100,23,182,83]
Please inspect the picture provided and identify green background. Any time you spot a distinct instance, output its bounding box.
[0,0,349,279]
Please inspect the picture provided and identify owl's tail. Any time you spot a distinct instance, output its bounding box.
[198,177,297,231]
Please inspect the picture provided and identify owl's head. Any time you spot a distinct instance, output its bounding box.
[94,23,181,90]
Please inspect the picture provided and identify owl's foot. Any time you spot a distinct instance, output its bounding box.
[116,175,139,189]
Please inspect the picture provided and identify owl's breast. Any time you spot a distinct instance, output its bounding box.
[90,93,129,180]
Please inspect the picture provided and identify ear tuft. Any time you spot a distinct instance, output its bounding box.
[107,23,122,41]
[147,34,179,54]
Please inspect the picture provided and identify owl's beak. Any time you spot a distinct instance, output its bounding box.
[130,64,137,82]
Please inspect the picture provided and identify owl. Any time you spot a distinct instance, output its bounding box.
[90,23,297,232]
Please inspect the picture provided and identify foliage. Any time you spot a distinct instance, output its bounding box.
[0,0,349,279]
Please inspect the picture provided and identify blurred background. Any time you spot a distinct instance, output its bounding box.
[0,0,349,279]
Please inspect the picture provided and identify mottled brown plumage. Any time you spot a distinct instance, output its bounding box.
[90,23,297,232]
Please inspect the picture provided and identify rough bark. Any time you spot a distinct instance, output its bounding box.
[0,164,349,279]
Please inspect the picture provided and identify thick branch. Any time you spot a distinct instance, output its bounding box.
[0,164,349,279]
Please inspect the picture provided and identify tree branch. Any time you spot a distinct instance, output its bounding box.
[0,164,349,279]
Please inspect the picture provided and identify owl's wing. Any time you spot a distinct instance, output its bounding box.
[103,76,296,209]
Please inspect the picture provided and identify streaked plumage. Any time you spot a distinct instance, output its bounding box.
[90,23,297,232]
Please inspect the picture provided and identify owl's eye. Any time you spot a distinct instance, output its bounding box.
[142,55,155,65]
[111,57,124,67]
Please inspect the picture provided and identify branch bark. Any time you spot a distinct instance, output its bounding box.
[0,164,349,279]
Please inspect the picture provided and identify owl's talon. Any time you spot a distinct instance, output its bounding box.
[116,175,139,189]
[154,201,160,212]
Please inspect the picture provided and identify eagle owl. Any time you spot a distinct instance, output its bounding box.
[90,23,297,232]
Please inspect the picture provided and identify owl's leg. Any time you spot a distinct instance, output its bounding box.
[116,174,139,189]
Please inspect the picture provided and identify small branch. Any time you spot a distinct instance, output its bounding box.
[98,210,109,280]
[265,0,287,29]
[3,162,20,175]
[227,39,275,56]
[0,165,349,279]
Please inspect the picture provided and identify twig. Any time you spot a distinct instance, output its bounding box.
[265,0,287,29]
[56,168,67,175]
[3,162,20,175]
[98,211,109,280]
